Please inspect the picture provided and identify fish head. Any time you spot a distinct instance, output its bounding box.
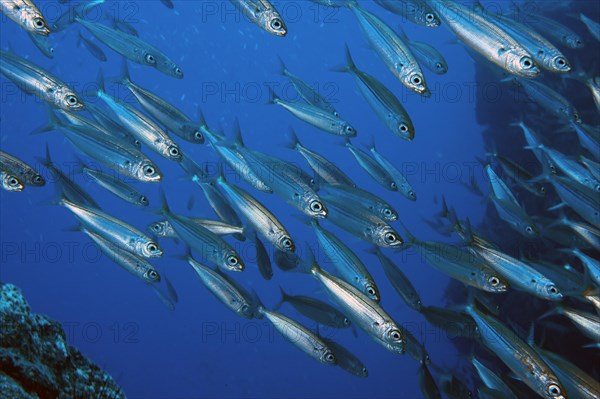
[30,173,46,186]
[276,233,295,253]
[401,70,429,96]
[504,49,540,78]
[134,160,162,183]
[140,239,163,258]
[238,303,255,319]
[520,220,540,238]
[319,348,337,366]
[56,87,84,111]
[143,267,161,283]
[300,193,328,218]
[338,122,357,137]
[382,324,405,353]
[372,225,403,248]
[421,11,441,28]
[181,124,205,143]
[547,54,571,73]
[259,9,287,36]
[537,372,566,399]
[23,10,50,36]
[164,143,183,161]
[359,279,380,302]
[375,203,398,222]
[147,221,168,237]
[565,35,584,49]
[433,60,448,74]
[221,250,245,272]
[1,173,24,192]
[390,114,414,141]
[536,279,563,301]
[135,194,150,207]
[478,269,509,292]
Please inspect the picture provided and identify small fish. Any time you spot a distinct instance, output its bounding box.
[82,165,149,207]
[462,301,566,399]
[508,78,581,123]
[118,61,204,144]
[472,357,517,399]
[188,255,255,319]
[283,130,355,187]
[0,49,84,111]
[0,150,45,187]
[485,165,539,238]
[77,32,107,62]
[229,0,287,36]
[27,31,54,58]
[1,0,50,35]
[531,145,600,193]
[579,13,600,42]
[0,170,23,192]
[428,0,540,78]
[76,17,183,78]
[148,219,243,239]
[279,58,338,116]
[84,102,141,149]
[398,28,447,74]
[321,184,397,222]
[369,143,417,201]
[338,45,415,141]
[345,140,397,191]
[487,152,546,197]
[375,0,440,28]
[348,1,430,95]
[580,155,600,180]
[561,248,600,286]
[541,304,600,341]
[82,228,161,284]
[311,220,380,301]
[548,175,600,228]
[368,246,421,310]
[321,193,403,248]
[271,91,356,137]
[60,197,162,259]
[320,337,368,378]
[524,12,584,49]
[214,173,295,252]
[52,0,104,32]
[420,305,477,340]
[275,287,352,329]
[158,194,244,272]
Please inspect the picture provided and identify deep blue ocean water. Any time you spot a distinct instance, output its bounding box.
[1,1,598,398]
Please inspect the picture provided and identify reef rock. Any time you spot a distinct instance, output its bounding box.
[0,282,126,399]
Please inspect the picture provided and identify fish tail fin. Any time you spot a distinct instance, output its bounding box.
[155,188,171,216]
[250,289,266,319]
[343,43,356,72]
[267,87,280,105]
[282,128,300,150]
[277,55,289,77]
[365,134,376,152]
[197,105,207,128]
[95,69,105,96]
[41,143,52,167]
[116,57,132,86]
[30,107,61,136]
[273,286,288,311]
[231,119,245,147]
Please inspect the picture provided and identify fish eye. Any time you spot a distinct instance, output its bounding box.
[66,95,78,106]
[148,270,159,281]
[367,287,377,297]
[281,237,293,249]
[390,182,397,189]
[310,200,323,213]
[488,276,500,286]
[144,165,156,176]
[333,111,340,117]
[547,384,561,396]
[547,285,559,295]
[343,317,350,326]
[194,131,203,141]
[33,18,45,29]
[152,224,161,232]
[389,329,401,341]
[425,13,435,21]
[227,255,239,266]
[345,125,354,134]
[270,18,283,30]
[145,54,156,64]
[384,209,392,216]
[168,146,180,157]
[8,177,19,186]
[362,367,368,374]
[33,175,44,184]
[385,232,397,243]
[140,196,148,204]
[325,352,335,363]
[540,186,546,194]
[526,226,534,234]
[174,67,183,76]
[576,40,582,46]
[409,191,416,199]
[147,243,159,253]
[410,74,422,85]
[399,124,408,132]
[555,57,567,67]
[520,57,534,69]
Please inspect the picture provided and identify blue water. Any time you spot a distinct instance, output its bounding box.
[2,1,596,398]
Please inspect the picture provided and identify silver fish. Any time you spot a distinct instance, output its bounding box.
[188,256,255,319]
[77,32,107,62]
[427,0,540,78]
[229,0,287,36]
[83,228,160,284]
[472,357,517,399]
[375,0,440,28]
[370,144,417,200]
[0,49,84,111]
[525,13,584,49]
[321,184,397,222]
[284,130,355,187]
[349,1,430,95]
[320,337,368,378]
[272,91,356,137]
[60,197,162,259]
[215,174,295,252]
[534,145,600,192]
[0,170,23,192]
[27,31,54,58]
[311,220,380,301]
[118,61,204,144]
[275,287,352,329]
[542,304,600,341]
[487,151,546,197]
[83,165,149,207]
[339,45,415,141]
[76,17,183,78]
[1,0,50,35]
[345,140,397,191]
[509,77,580,123]
[549,175,600,228]
[321,193,403,248]
[464,303,566,399]
[84,102,141,149]
[398,27,447,74]
[562,248,600,287]
[148,219,243,240]
[0,150,45,187]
